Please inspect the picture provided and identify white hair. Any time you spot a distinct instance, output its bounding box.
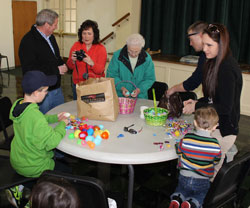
[126,34,145,48]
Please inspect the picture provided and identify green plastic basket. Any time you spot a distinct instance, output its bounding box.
[144,107,168,126]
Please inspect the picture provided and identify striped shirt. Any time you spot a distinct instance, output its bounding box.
[176,130,221,178]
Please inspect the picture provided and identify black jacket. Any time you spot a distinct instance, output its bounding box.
[196,55,243,137]
[19,25,64,90]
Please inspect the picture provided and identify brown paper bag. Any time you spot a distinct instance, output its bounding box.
[76,77,119,121]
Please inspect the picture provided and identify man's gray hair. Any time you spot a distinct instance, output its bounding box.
[36,9,58,26]
[126,34,145,48]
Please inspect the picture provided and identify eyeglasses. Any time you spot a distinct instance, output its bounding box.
[207,24,220,34]
[187,32,199,37]
[124,124,137,134]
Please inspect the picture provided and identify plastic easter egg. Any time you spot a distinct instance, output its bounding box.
[79,125,85,131]
[87,128,94,136]
[103,129,110,136]
[81,116,86,120]
[77,139,82,145]
[95,135,102,140]
[81,140,87,146]
[174,130,180,137]
[85,135,94,142]
[70,115,76,119]
[74,130,81,138]
[99,124,104,130]
[79,131,88,140]
[68,133,75,139]
[83,124,88,129]
[101,131,109,139]
[93,137,102,146]
[93,125,100,131]
[94,130,101,137]
[87,141,95,149]
[64,112,70,117]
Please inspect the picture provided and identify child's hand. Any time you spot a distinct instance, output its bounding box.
[58,112,70,125]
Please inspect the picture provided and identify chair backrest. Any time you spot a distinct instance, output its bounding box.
[42,170,109,208]
[0,155,35,190]
[203,152,250,208]
[0,96,13,150]
[148,81,168,101]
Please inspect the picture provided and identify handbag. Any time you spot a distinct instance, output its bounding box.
[76,77,119,121]
[158,92,183,118]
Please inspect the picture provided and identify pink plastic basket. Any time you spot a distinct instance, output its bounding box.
[116,81,137,114]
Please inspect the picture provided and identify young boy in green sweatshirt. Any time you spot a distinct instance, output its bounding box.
[7,71,69,207]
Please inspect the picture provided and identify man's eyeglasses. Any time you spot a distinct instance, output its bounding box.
[187,32,199,37]
[124,124,137,134]
[207,24,220,34]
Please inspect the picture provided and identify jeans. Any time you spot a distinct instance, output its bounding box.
[39,87,64,114]
[72,83,77,100]
[171,174,210,208]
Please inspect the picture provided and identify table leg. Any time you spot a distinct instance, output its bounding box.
[97,163,110,190]
[127,164,134,208]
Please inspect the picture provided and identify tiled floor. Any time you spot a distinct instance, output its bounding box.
[0,67,250,207]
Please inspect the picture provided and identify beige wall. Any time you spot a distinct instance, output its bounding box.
[115,0,141,50]
[0,1,15,69]
[0,0,141,68]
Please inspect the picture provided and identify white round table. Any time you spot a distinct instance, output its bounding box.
[48,99,193,208]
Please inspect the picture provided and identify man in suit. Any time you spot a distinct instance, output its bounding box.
[19,9,68,114]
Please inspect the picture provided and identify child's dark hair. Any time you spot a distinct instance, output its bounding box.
[30,176,80,208]
[194,106,219,130]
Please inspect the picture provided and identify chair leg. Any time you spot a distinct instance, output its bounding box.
[6,56,10,72]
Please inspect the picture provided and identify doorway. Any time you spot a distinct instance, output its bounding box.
[12,1,37,67]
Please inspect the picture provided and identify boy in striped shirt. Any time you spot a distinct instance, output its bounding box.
[169,106,221,208]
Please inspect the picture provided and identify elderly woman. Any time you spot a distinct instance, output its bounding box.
[67,20,107,100]
[183,23,242,180]
[106,33,155,99]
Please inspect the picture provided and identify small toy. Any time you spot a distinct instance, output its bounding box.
[79,131,88,140]
[103,129,110,136]
[117,134,124,138]
[93,125,100,131]
[87,141,95,149]
[64,112,70,117]
[87,128,94,136]
[174,130,180,137]
[74,130,81,138]
[93,136,102,146]
[101,131,109,139]
[99,124,104,130]
[66,115,110,149]
[77,139,82,145]
[85,135,94,142]
[68,133,75,139]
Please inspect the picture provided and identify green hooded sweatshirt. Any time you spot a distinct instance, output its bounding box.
[9,98,66,178]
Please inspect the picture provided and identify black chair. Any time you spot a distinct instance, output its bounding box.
[0,53,10,72]
[203,152,250,208]
[0,155,35,191]
[0,96,13,151]
[42,170,110,208]
[148,81,168,101]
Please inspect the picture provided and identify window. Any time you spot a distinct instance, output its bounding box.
[43,0,77,34]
